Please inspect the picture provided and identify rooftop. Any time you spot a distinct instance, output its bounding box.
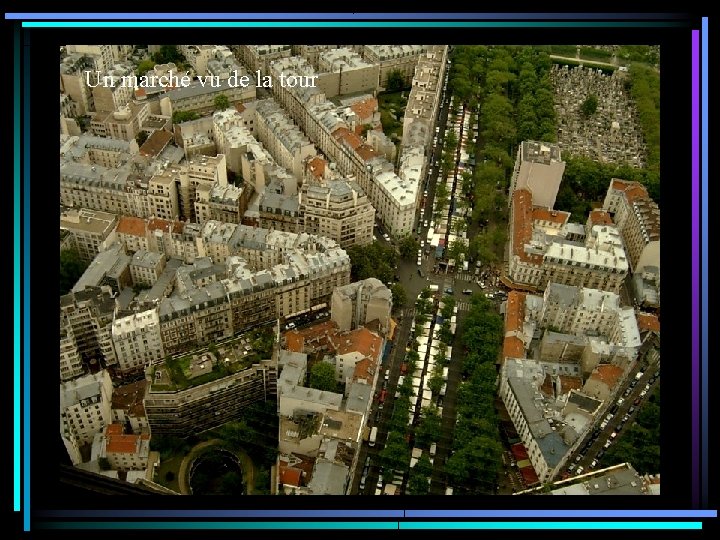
[521,140,563,165]
[139,130,173,158]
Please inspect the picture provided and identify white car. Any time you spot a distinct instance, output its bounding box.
[576,466,584,475]
[590,460,598,469]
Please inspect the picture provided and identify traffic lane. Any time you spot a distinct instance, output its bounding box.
[568,364,660,475]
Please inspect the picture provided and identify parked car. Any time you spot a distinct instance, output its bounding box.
[590,459,598,469]
[462,289,472,295]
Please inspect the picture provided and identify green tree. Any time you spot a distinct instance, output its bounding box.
[386,70,407,92]
[391,283,407,310]
[214,93,230,111]
[136,59,156,76]
[172,110,199,124]
[427,368,444,396]
[407,469,430,495]
[254,468,271,495]
[308,362,338,393]
[347,242,398,284]
[415,406,442,448]
[135,130,149,146]
[399,235,420,260]
[580,94,599,117]
[379,432,410,472]
[60,248,89,295]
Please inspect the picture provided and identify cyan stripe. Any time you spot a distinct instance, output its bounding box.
[13,24,21,514]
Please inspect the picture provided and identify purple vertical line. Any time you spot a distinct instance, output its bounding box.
[691,29,700,509]
[701,16,708,508]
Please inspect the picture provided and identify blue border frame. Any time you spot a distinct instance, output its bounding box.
[12,10,712,532]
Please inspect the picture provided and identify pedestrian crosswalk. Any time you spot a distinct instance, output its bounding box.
[454,273,477,282]
[456,301,471,311]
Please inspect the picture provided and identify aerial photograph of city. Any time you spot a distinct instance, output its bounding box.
[59,44,661,496]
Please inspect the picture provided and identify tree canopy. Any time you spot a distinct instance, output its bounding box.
[214,93,230,111]
[308,362,338,393]
[347,241,398,284]
[386,69,408,92]
[60,248,88,295]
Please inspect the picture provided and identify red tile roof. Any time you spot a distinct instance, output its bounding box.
[511,189,542,265]
[350,98,378,123]
[105,424,140,454]
[532,207,570,226]
[139,130,173,158]
[306,156,326,179]
[147,218,184,234]
[636,313,660,333]
[558,376,583,392]
[590,364,624,389]
[610,178,649,204]
[355,144,378,162]
[334,327,383,361]
[588,209,614,226]
[234,103,246,114]
[279,466,302,487]
[503,291,527,359]
[116,216,147,237]
[332,127,362,150]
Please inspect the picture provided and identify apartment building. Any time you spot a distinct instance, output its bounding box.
[60,53,98,115]
[163,79,256,116]
[155,227,351,354]
[300,179,375,248]
[317,48,380,97]
[499,358,573,483]
[60,134,139,169]
[60,285,117,368]
[60,370,114,465]
[402,46,448,149]
[255,99,317,179]
[60,317,85,382]
[507,189,628,293]
[603,179,660,273]
[194,182,251,225]
[509,141,566,210]
[144,355,277,435]
[93,424,152,471]
[361,45,427,88]
[91,63,136,112]
[65,45,115,73]
[91,102,151,141]
[258,178,303,234]
[179,45,218,75]
[111,308,166,376]
[60,161,132,216]
[111,380,150,435]
[147,154,228,222]
[234,45,292,76]
[129,250,166,286]
[60,208,118,264]
[330,278,392,336]
[373,170,417,237]
[71,242,132,294]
